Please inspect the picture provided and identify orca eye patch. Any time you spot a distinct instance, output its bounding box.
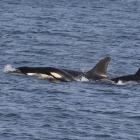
[50,72,62,79]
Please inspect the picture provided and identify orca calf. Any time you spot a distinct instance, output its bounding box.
[6,57,111,82]
[111,68,140,84]
[14,67,76,82]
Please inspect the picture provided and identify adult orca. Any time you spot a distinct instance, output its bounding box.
[111,68,140,84]
[6,57,111,82]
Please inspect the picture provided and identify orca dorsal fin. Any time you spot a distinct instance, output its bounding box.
[85,56,111,80]
[135,68,140,76]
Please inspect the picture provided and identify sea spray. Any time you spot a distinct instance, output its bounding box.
[4,64,16,73]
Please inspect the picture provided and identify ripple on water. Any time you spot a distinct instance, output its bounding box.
[1,0,140,140]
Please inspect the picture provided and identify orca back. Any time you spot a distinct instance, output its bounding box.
[112,68,140,83]
[17,67,48,74]
[62,69,83,77]
[17,66,76,82]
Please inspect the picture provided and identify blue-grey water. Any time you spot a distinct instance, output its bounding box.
[0,0,140,140]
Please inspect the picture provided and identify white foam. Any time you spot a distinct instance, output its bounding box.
[77,76,89,82]
[4,64,16,73]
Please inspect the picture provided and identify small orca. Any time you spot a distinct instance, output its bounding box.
[7,57,111,82]
[111,68,140,84]
[14,67,76,82]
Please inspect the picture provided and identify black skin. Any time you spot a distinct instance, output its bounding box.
[111,75,140,83]
[16,67,76,82]
[62,69,83,77]
[16,67,82,76]
[111,68,140,83]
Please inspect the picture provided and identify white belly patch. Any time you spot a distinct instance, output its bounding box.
[39,74,53,79]
[27,73,54,80]
[27,73,38,76]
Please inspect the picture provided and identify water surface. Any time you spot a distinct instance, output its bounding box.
[0,0,140,139]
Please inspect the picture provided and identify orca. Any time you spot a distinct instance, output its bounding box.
[111,68,140,84]
[6,57,111,82]
[14,67,76,82]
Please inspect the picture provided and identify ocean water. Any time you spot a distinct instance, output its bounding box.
[0,0,140,139]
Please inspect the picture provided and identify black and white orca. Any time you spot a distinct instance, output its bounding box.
[6,57,111,82]
[111,68,140,84]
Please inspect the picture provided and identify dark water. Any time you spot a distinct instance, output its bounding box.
[0,0,140,139]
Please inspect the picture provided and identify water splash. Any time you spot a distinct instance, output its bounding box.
[81,76,89,82]
[76,76,89,82]
[4,64,16,73]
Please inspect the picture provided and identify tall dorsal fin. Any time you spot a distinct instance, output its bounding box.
[85,57,111,80]
[135,68,140,76]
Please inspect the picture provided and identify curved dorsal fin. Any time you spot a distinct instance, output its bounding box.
[135,68,140,76]
[85,56,111,80]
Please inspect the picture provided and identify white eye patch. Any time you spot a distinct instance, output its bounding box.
[50,72,62,79]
